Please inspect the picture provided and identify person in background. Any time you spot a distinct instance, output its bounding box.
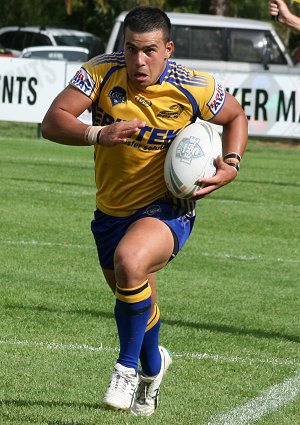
[41,6,248,417]
[268,0,300,31]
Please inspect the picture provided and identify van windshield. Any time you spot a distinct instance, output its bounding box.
[54,35,92,49]
[172,26,224,60]
[54,34,105,57]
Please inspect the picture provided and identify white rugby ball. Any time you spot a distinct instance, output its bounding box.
[164,121,222,199]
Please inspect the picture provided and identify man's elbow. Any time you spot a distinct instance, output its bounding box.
[41,115,52,140]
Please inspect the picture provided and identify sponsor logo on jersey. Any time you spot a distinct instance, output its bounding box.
[157,103,184,119]
[207,82,225,115]
[144,205,162,215]
[176,137,204,164]
[70,68,95,96]
[135,95,152,107]
[108,86,127,106]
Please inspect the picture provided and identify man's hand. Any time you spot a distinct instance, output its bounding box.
[191,155,238,199]
[268,0,291,23]
[99,119,146,147]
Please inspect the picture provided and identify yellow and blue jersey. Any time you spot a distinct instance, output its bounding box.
[69,52,226,217]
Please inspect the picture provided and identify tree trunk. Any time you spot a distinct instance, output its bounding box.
[209,0,229,16]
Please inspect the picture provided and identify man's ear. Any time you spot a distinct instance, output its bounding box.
[165,40,174,59]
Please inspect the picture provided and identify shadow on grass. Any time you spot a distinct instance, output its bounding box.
[240,178,300,188]
[0,398,105,425]
[5,303,300,344]
[165,318,300,344]
[5,303,113,320]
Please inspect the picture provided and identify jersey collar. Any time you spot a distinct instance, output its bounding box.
[158,60,172,84]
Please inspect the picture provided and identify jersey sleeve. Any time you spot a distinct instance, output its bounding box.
[196,72,226,121]
[68,59,105,102]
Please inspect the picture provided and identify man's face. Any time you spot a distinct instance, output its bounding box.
[124,28,174,90]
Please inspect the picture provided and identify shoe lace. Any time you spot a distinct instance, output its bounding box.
[136,379,159,404]
[111,369,135,392]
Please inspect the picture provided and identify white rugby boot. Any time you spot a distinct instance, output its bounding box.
[103,363,138,410]
[131,346,172,416]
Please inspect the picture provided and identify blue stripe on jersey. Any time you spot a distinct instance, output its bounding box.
[167,77,209,88]
[165,62,209,87]
[88,52,127,95]
[90,51,126,66]
[100,64,125,94]
[166,80,200,118]
[167,73,209,87]
[159,60,172,83]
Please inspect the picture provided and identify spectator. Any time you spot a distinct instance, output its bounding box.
[268,0,300,32]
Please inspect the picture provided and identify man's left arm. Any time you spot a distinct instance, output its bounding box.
[193,92,248,199]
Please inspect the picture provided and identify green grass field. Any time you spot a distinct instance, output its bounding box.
[0,122,299,425]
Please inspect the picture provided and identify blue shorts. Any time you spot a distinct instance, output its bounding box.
[91,198,196,269]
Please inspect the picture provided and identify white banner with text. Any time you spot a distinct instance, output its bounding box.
[0,57,299,138]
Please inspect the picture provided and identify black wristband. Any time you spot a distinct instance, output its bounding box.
[226,162,240,172]
[223,152,242,163]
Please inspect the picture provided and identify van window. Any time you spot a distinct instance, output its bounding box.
[228,29,287,64]
[265,33,288,64]
[29,33,52,47]
[172,26,224,61]
[0,32,16,49]
[0,31,27,50]
[54,34,105,57]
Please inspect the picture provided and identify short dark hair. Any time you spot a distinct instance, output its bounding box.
[123,6,171,42]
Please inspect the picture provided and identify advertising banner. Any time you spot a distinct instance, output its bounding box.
[0,57,66,123]
[0,57,299,138]
[215,71,300,139]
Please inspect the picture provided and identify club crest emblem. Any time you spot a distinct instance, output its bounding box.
[108,86,127,106]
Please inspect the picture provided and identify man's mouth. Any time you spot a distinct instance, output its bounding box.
[134,72,148,81]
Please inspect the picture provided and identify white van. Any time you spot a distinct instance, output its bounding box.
[106,12,297,73]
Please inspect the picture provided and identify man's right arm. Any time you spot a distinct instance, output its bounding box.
[42,85,146,147]
[41,85,93,146]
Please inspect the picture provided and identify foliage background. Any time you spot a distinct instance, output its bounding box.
[1,0,300,49]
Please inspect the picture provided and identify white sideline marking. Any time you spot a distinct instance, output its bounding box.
[2,239,93,249]
[0,338,116,353]
[205,370,300,425]
[1,239,299,263]
[0,338,299,367]
[199,251,299,264]
[2,155,93,166]
[174,352,300,367]
[2,185,94,196]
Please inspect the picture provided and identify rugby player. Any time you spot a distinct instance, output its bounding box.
[41,6,248,416]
